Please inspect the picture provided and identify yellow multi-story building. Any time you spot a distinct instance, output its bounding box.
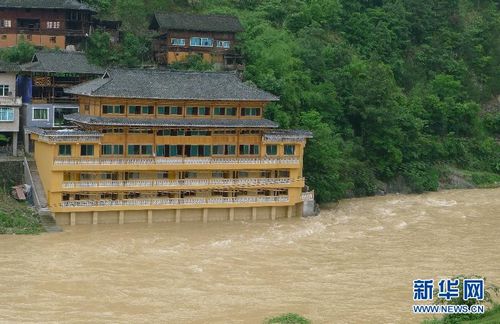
[28,69,314,225]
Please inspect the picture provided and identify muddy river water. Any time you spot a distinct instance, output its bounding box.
[1,188,499,323]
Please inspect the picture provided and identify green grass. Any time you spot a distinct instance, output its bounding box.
[264,313,311,324]
[438,166,500,189]
[423,304,500,324]
[0,191,43,234]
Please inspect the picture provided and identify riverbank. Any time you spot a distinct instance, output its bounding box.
[0,191,43,234]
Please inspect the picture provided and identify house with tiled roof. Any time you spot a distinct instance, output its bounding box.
[27,68,314,225]
[0,60,21,155]
[17,50,104,151]
[149,12,244,69]
[0,0,96,50]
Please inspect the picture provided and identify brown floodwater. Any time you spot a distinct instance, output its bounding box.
[0,188,499,323]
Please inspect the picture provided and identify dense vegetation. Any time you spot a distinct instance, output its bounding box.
[5,0,497,203]
[0,191,43,234]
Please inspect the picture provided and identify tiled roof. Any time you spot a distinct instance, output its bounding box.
[0,0,95,11]
[65,69,279,101]
[152,12,243,33]
[25,127,102,136]
[0,60,20,72]
[64,113,279,128]
[264,130,313,138]
[21,51,104,75]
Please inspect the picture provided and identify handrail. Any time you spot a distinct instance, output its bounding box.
[60,196,290,208]
[61,177,296,189]
[54,156,300,166]
[23,157,41,208]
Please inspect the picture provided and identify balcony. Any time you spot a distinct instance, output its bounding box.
[53,156,300,171]
[62,177,295,189]
[39,134,101,143]
[60,196,289,208]
[0,97,22,106]
[301,191,315,201]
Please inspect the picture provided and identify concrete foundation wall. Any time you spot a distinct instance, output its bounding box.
[54,205,301,226]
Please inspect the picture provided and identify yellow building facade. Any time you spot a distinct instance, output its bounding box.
[28,69,313,225]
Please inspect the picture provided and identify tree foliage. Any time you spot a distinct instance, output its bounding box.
[86,0,500,202]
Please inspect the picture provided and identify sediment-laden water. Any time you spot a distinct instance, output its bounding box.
[0,188,499,323]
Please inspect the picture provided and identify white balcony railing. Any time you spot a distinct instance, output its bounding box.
[61,177,294,189]
[60,196,289,208]
[301,191,315,201]
[54,156,300,166]
[39,135,102,143]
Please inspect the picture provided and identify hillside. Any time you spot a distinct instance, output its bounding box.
[82,1,500,201]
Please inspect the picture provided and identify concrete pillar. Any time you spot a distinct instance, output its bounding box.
[12,132,17,156]
[203,208,208,223]
[24,132,30,154]
[147,210,153,224]
[287,205,293,218]
[92,211,98,225]
[175,209,181,223]
[70,212,76,226]
[271,206,276,220]
[252,207,257,221]
[119,211,124,224]
[229,208,234,222]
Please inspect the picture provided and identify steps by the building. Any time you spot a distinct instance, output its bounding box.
[39,213,62,232]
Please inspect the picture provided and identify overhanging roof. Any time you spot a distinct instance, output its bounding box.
[151,12,243,33]
[21,51,104,75]
[64,113,279,129]
[0,0,96,11]
[66,69,279,101]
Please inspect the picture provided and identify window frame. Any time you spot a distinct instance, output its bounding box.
[80,144,94,157]
[58,144,71,156]
[0,84,10,96]
[32,107,49,121]
[0,107,14,121]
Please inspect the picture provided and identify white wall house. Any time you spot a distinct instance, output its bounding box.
[0,61,22,155]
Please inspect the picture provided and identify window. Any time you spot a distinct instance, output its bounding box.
[26,34,32,41]
[213,145,236,155]
[1,35,6,40]
[142,106,154,114]
[284,144,295,155]
[54,107,78,126]
[156,145,183,157]
[186,107,209,116]
[216,40,230,48]
[239,145,259,155]
[171,38,185,46]
[190,37,213,47]
[0,107,14,121]
[240,130,260,135]
[102,128,124,134]
[49,36,56,44]
[214,107,236,116]
[127,144,153,155]
[80,145,94,156]
[185,145,211,157]
[46,21,60,29]
[266,145,277,156]
[0,85,9,96]
[102,105,124,114]
[33,108,48,120]
[157,106,182,115]
[101,144,123,155]
[185,129,210,136]
[0,20,12,28]
[241,107,261,116]
[58,145,71,156]
[157,129,185,136]
[128,105,141,114]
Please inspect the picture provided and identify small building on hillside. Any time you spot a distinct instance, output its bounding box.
[0,0,96,50]
[17,50,104,151]
[149,12,244,70]
[0,60,21,155]
[27,68,314,225]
